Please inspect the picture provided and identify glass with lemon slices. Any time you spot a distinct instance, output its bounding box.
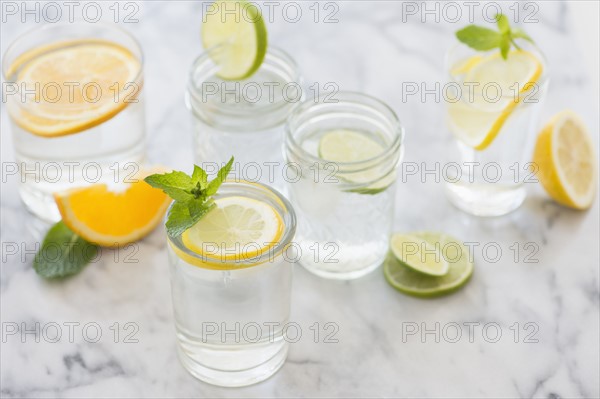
[285,92,404,280]
[2,22,146,221]
[444,41,548,216]
[166,181,296,387]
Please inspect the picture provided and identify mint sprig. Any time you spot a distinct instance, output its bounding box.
[34,221,98,279]
[456,14,534,60]
[144,157,234,237]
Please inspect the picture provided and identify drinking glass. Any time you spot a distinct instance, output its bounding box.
[167,181,296,387]
[284,92,404,280]
[2,22,146,221]
[444,43,549,216]
[187,47,301,188]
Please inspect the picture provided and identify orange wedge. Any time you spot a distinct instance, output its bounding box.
[54,168,170,247]
[8,39,141,137]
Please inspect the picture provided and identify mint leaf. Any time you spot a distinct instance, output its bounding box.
[144,171,193,202]
[165,201,196,237]
[206,157,234,196]
[456,14,535,60]
[512,28,533,43]
[148,157,235,237]
[33,221,98,279]
[496,14,510,33]
[456,26,502,51]
[499,37,510,59]
[192,165,208,188]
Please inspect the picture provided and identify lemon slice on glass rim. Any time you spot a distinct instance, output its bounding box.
[179,195,284,267]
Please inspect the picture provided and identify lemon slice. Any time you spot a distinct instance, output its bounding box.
[390,233,449,276]
[202,0,267,80]
[448,50,543,150]
[182,196,283,261]
[533,110,597,210]
[9,40,140,137]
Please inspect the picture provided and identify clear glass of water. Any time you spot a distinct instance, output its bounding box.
[2,22,146,222]
[284,92,404,280]
[167,181,296,387]
[444,43,549,216]
[187,47,301,188]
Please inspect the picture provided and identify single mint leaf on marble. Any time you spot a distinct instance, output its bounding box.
[33,221,98,279]
[456,13,535,60]
[146,157,234,238]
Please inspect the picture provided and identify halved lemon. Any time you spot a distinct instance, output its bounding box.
[54,168,170,247]
[9,39,141,137]
[448,50,543,150]
[181,196,283,262]
[202,0,267,80]
[533,110,597,210]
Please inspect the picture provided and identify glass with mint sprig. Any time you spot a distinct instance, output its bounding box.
[144,157,234,237]
[456,13,534,59]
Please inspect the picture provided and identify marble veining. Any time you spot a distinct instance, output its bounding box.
[1,1,599,397]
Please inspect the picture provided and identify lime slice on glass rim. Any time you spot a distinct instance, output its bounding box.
[384,232,474,298]
[201,0,267,80]
[317,129,396,195]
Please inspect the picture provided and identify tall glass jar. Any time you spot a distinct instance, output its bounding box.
[284,92,404,280]
[187,47,301,188]
[167,181,296,387]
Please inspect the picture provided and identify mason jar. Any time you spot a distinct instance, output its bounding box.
[187,47,301,188]
[284,92,404,280]
[167,181,297,387]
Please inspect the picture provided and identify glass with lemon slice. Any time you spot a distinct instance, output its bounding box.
[166,181,296,387]
[445,42,548,216]
[285,92,404,280]
[2,22,146,221]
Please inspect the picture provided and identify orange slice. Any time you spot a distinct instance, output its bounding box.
[8,39,141,137]
[54,168,170,247]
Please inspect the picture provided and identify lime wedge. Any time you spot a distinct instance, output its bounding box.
[390,233,449,276]
[318,129,394,195]
[201,0,267,80]
[384,232,473,298]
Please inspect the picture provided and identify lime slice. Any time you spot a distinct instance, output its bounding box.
[318,129,394,195]
[390,233,449,276]
[201,0,267,80]
[384,232,474,298]
[182,196,283,261]
[448,50,543,150]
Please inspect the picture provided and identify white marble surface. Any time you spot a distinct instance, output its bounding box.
[1,1,599,397]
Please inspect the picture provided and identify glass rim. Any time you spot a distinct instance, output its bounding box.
[285,91,404,169]
[444,41,549,99]
[166,180,297,268]
[2,21,144,92]
[187,46,301,117]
